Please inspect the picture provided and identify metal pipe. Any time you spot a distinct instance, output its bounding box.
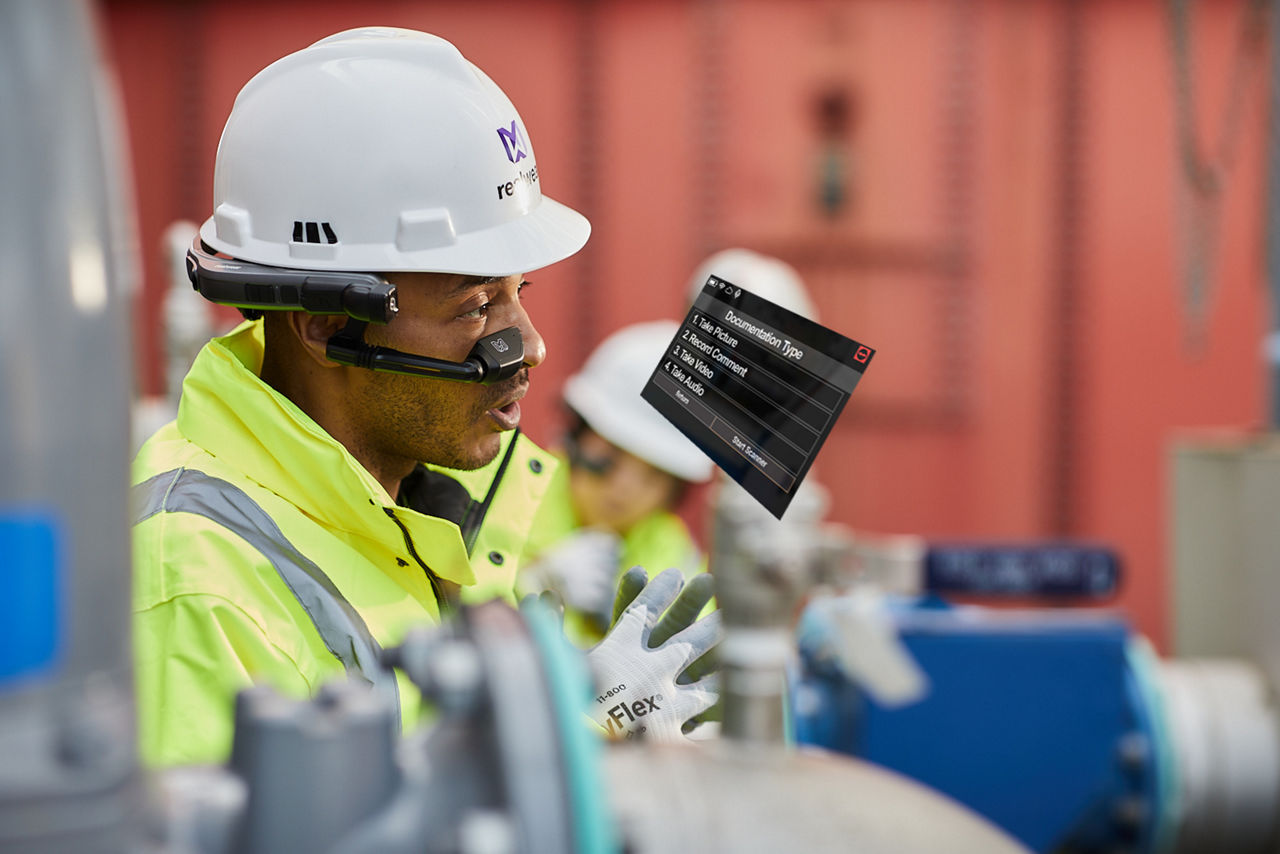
[1267,0,1280,428]
[1159,659,1280,853]
[708,478,829,746]
[0,2,141,851]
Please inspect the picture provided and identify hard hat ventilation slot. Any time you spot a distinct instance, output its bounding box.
[292,220,339,245]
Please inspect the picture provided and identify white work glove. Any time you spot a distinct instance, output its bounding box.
[586,567,721,742]
[520,529,622,629]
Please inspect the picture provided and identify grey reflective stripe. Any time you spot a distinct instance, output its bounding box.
[133,468,400,721]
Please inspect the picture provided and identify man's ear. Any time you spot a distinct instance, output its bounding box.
[283,312,350,369]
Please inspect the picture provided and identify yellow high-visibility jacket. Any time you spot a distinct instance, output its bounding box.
[132,320,556,766]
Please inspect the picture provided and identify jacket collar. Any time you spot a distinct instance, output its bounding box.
[177,320,476,586]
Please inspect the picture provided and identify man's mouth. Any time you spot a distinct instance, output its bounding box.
[486,382,526,431]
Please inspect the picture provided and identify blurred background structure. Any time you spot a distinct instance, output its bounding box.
[4,2,1280,852]
[103,0,1274,651]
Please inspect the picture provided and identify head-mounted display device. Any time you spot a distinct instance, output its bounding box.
[185,239,524,384]
[186,238,398,322]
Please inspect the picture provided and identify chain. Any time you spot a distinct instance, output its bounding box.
[1167,0,1270,352]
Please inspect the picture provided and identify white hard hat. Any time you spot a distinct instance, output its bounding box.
[563,321,713,483]
[687,248,818,321]
[199,27,589,276]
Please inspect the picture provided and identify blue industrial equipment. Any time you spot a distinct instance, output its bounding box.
[923,543,1120,598]
[0,513,63,683]
[793,596,1173,854]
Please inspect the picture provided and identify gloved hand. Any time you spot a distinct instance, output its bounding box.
[519,529,622,628]
[586,567,721,742]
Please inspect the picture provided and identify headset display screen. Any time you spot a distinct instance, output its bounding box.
[642,275,874,518]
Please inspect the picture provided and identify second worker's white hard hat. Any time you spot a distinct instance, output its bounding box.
[686,248,818,321]
[563,321,714,483]
[200,27,589,276]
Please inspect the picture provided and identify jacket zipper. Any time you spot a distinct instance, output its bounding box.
[384,508,458,616]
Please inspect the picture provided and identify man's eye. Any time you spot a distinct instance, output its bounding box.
[460,304,488,320]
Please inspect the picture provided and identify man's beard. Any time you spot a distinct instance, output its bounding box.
[370,368,529,472]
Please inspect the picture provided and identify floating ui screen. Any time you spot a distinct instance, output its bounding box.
[642,275,875,518]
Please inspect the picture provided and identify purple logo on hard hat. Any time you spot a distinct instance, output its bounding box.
[497,120,528,163]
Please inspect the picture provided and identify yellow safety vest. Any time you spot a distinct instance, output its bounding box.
[132,320,556,765]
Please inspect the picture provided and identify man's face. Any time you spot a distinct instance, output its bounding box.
[346,271,544,472]
[568,427,683,535]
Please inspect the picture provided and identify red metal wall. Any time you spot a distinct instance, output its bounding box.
[101,0,1272,648]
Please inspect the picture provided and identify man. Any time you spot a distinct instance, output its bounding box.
[132,27,716,764]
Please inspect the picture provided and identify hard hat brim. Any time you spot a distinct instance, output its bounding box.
[199,193,590,277]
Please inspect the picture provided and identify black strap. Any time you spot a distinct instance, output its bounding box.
[458,428,521,553]
[399,429,522,556]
